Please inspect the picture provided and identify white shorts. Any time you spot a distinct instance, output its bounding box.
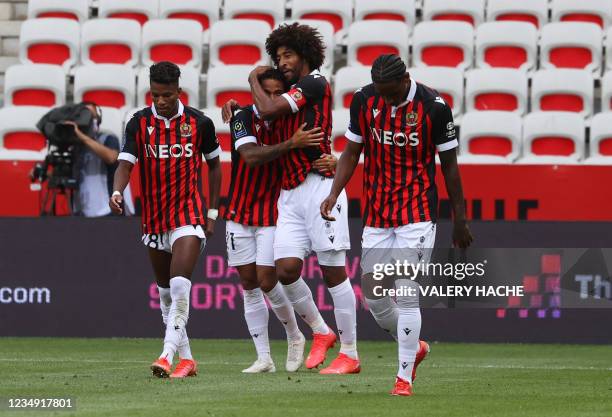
[141,225,206,254]
[361,221,437,274]
[226,221,275,267]
[274,172,350,266]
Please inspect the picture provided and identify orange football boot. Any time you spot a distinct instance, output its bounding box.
[319,353,361,374]
[150,357,171,378]
[170,358,198,378]
[412,340,430,382]
[391,377,413,396]
[305,332,337,369]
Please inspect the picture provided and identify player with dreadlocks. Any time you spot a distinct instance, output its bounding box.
[321,54,474,395]
[244,23,359,374]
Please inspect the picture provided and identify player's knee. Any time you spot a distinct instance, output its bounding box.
[274,261,301,284]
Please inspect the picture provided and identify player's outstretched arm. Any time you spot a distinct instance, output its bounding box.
[109,160,133,214]
[439,150,473,248]
[248,66,293,120]
[238,123,323,167]
[320,141,362,221]
[206,156,222,238]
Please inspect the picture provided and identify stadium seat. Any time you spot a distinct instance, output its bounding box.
[475,22,538,72]
[142,19,203,69]
[606,27,612,71]
[202,108,231,158]
[98,0,159,26]
[346,21,409,67]
[458,111,522,163]
[408,67,464,118]
[601,71,612,111]
[81,19,141,67]
[531,69,594,119]
[333,66,372,110]
[412,21,474,70]
[354,0,416,29]
[585,112,612,164]
[137,66,199,108]
[291,0,353,34]
[520,111,585,164]
[279,20,335,77]
[209,20,269,67]
[98,107,123,139]
[331,109,351,155]
[224,0,286,29]
[159,0,219,31]
[551,0,612,29]
[465,69,528,115]
[18,18,80,72]
[487,0,549,28]
[4,64,66,107]
[73,64,136,114]
[27,0,89,22]
[540,22,603,73]
[422,0,485,26]
[206,65,252,108]
[0,106,48,155]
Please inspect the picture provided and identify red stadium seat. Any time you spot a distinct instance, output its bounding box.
[27,0,89,22]
[466,69,528,115]
[531,138,575,156]
[423,0,485,26]
[206,66,252,109]
[98,0,159,26]
[476,22,537,71]
[4,64,66,107]
[0,107,49,153]
[487,0,548,28]
[552,0,611,29]
[333,67,371,110]
[347,21,409,67]
[292,0,353,33]
[355,0,416,27]
[586,113,612,163]
[209,20,269,68]
[142,20,203,69]
[520,112,585,164]
[331,109,351,156]
[459,111,521,163]
[225,0,285,29]
[81,19,141,67]
[413,21,474,70]
[540,23,602,73]
[73,65,136,113]
[160,0,220,31]
[531,69,594,118]
[19,18,80,71]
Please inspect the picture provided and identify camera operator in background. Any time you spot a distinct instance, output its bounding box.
[62,102,134,217]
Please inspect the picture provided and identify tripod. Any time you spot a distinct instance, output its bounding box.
[40,182,76,216]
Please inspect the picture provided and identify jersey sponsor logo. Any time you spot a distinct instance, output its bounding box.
[371,128,420,147]
[233,120,248,139]
[145,143,194,159]
[406,112,419,127]
[180,123,192,138]
[147,126,155,135]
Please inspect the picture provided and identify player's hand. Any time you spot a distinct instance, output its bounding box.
[453,220,473,249]
[109,193,123,215]
[289,123,324,149]
[313,153,337,174]
[222,99,240,124]
[320,194,338,221]
[249,65,272,79]
[205,218,216,239]
[61,121,85,140]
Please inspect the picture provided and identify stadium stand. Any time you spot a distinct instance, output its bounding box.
[206,65,252,109]
[0,105,47,154]
[4,63,65,107]
[224,0,286,29]
[539,22,603,73]
[98,0,159,26]
[408,66,464,119]
[475,21,538,71]
[601,71,612,112]
[551,0,612,29]
[531,69,594,119]
[520,111,585,164]
[142,19,203,69]
[354,0,416,28]
[331,108,350,154]
[80,18,141,67]
[486,0,549,28]
[422,0,485,26]
[346,20,409,67]
[208,19,269,67]
[18,17,79,71]
[159,0,219,32]
[98,107,123,139]
[73,64,136,113]
[586,112,612,164]
[412,21,474,69]
[291,0,353,34]
[458,111,522,164]
[333,66,371,110]
[27,0,89,22]
[465,68,528,115]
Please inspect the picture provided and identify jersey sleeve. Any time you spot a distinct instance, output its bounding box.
[345,89,365,144]
[430,97,459,152]
[230,108,257,150]
[200,116,221,160]
[281,74,326,113]
[118,116,138,164]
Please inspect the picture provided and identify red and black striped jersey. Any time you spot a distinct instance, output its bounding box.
[277,70,333,190]
[224,105,281,227]
[118,101,221,234]
[346,79,458,228]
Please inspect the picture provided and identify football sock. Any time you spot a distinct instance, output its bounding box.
[397,307,421,383]
[265,282,302,341]
[158,286,192,360]
[283,278,330,335]
[160,276,191,365]
[327,279,358,359]
[365,296,399,340]
[243,288,271,360]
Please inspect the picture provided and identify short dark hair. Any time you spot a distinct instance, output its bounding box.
[149,61,181,85]
[265,23,326,70]
[258,68,289,90]
[371,54,407,83]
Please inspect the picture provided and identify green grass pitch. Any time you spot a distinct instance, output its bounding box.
[0,338,611,417]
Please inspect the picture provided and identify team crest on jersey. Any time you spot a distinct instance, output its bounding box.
[291,90,303,102]
[180,123,192,137]
[406,112,419,127]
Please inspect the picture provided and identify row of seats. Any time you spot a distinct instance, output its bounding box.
[4,64,611,120]
[1,105,610,165]
[26,0,612,31]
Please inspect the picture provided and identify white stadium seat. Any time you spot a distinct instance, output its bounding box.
[606,27,612,71]
[159,0,220,31]
[601,71,612,112]
[0,106,49,158]
[551,0,612,29]
[202,108,231,158]
[19,18,80,72]
[137,66,200,108]
[27,0,89,22]
[486,0,549,28]
[98,107,123,139]
[458,111,522,163]
[586,112,612,164]
[520,112,585,164]
[412,21,474,70]
[422,0,485,26]
[206,65,252,108]
[81,19,141,67]
[408,67,464,118]
[4,64,65,107]
[208,20,269,67]
[142,19,203,69]
[333,66,372,110]
[531,69,594,119]
[539,22,603,73]
[224,0,286,29]
[475,22,538,72]
[465,68,528,115]
[73,64,136,114]
[98,0,159,26]
[354,0,417,29]
[346,21,409,67]
[279,20,335,77]
[331,109,351,155]
[291,0,353,34]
